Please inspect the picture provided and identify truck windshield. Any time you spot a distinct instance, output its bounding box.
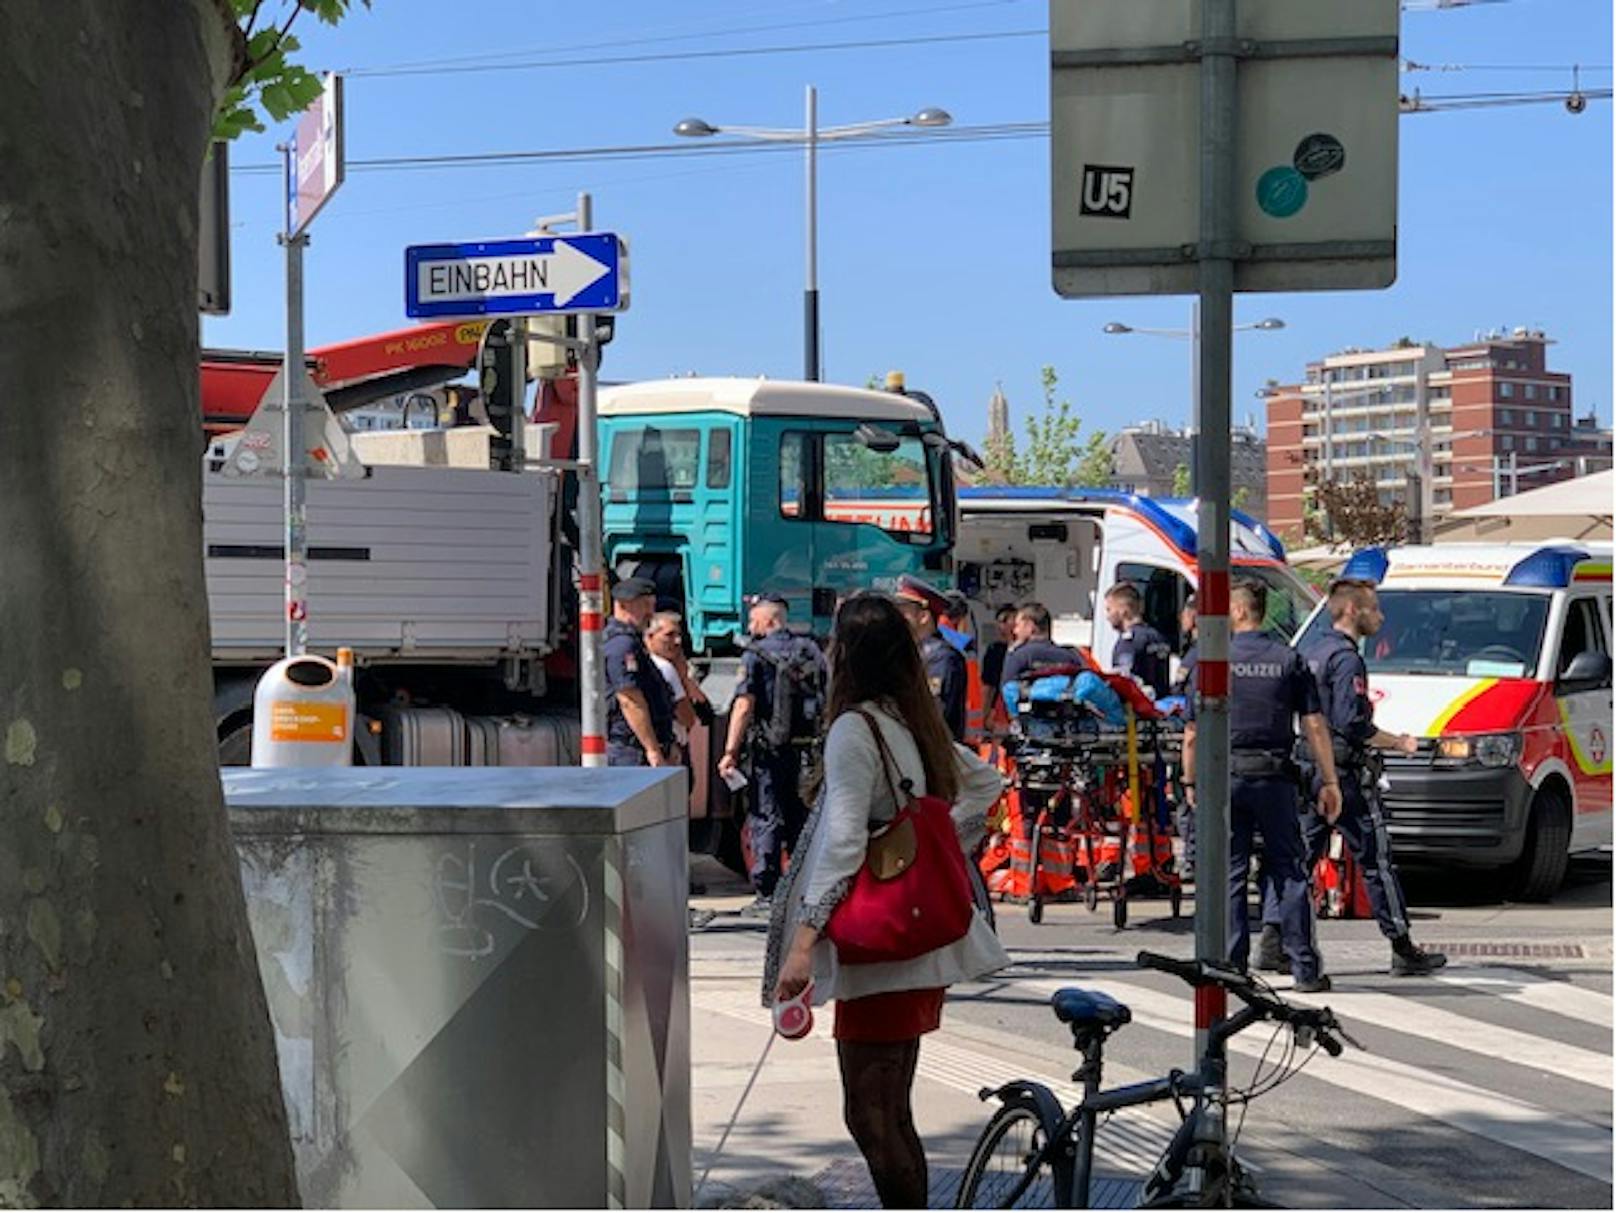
[822,432,934,538]
[1235,563,1319,641]
[1296,589,1552,678]
[607,426,701,492]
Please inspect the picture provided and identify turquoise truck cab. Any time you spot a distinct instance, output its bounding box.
[597,377,959,653]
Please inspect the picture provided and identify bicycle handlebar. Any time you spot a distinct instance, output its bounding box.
[1136,951,1354,1053]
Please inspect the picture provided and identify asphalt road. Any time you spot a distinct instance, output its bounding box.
[691,852,1612,1209]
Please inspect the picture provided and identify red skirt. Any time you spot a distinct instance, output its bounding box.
[833,987,946,1042]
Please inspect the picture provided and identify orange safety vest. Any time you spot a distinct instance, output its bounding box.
[963,656,985,742]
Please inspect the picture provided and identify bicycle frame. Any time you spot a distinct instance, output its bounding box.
[1052,999,1272,1206]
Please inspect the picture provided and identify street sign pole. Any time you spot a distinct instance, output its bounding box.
[280,142,311,657]
[574,191,608,769]
[279,74,344,658]
[1193,0,1237,1134]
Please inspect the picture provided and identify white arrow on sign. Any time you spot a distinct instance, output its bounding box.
[415,239,612,310]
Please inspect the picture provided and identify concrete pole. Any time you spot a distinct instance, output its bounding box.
[281,141,309,658]
[1414,358,1435,543]
[575,192,608,768]
[804,85,821,382]
[1190,299,1201,493]
[1193,0,1236,1091]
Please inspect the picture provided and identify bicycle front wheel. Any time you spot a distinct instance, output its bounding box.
[956,1101,1060,1209]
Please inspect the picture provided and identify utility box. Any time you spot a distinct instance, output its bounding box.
[225,767,691,1209]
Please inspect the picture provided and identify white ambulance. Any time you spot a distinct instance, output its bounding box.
[956,488,1319,664]
[1293,542,1613,899]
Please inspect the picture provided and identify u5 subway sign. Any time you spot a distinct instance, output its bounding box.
[405,233,628,319]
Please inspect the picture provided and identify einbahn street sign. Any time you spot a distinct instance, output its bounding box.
[405,233,628,319]
[1050,0,1400,297]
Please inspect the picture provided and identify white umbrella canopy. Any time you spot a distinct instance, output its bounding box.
[1435,469,1613,542]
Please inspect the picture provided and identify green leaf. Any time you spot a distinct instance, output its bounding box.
[260,81,297,120]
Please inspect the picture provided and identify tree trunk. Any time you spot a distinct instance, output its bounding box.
[0,1,299,1205]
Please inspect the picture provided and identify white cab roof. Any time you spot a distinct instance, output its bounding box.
[597,377,935,423]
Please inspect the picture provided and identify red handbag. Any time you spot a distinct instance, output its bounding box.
[824,710,975,965]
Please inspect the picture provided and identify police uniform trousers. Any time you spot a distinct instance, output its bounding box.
[1263,773,1410,941]
[1231,775,1322,980]
[607,741,649,767]
[749,748,809,897]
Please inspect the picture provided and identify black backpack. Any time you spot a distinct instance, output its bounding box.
[757,637,826,748]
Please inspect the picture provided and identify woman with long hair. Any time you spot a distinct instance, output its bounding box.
[762,592,1008,1208]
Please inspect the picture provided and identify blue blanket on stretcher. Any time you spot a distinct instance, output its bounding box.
[1003,670,1127,727]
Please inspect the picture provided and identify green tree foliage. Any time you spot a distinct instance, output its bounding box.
[1232,485,1251,511]
[985,366,1111,487]
[1172,462,1192,497]
[216,0,367,140]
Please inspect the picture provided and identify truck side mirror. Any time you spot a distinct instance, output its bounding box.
[1559,650,1612,690]
[854,423,901,453]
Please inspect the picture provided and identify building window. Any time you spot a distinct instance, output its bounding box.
[1501,435,1514,451]
[1525,384,1538,400]
[1499,408,1514,425]
[1523,410,1536,428]
[1554,413,1567,429]
[1435,488,1452,505]
[1547,385,1560,402]
[1525,436,1539,454]
[1500,382,1515,399]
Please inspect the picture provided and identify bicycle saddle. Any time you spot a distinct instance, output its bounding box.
[1051,988,1131,1030]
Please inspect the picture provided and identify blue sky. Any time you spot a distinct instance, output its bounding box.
[206,0,1613,447]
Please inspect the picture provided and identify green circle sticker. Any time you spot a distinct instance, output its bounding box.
[1256,165,1308,218]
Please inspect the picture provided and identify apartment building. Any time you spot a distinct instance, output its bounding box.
[1265,329,1609,542]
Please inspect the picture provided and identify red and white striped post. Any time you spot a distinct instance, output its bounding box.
[575,190,609,768]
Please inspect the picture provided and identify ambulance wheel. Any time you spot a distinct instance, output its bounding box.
[1170,885,1184,919]
[1508,785,1572,903]
[1084,882,1099,913]
[1029,895,1044,925]
[1112,896,1128,930]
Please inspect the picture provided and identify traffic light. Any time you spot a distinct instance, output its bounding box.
[477,318,523,471]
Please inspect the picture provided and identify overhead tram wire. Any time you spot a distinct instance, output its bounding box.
[344,28,1045,78]
[229,122,1048,177]
[229,83,1603,180]
[345,0,1034,74]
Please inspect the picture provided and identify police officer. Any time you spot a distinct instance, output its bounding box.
[894,575,969,742]
[1171,593,1199,878]
[1172,592,1199,697]
[603,577,677,767]
[997,602,1080,693]
[1257,580,1447,976]
[1182,578,1342,992]
[1105,582,1173,699]
[718,595,827,913]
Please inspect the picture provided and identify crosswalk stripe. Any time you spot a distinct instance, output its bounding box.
[1281,984,1612,1090]
[1014,975,1612,1185]
[1430,969,1614,1030]
[690,987,1176,1178]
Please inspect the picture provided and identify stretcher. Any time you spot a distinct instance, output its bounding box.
[981,663,1186,928]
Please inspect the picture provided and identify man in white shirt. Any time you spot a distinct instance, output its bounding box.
[646,611,700,750]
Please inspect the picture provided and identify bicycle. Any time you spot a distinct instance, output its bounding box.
[956,951,1359,1209]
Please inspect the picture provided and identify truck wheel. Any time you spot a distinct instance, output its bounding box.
[1508,786,1572,903]
[217,714,253,766]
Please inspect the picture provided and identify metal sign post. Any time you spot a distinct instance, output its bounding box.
[1193,0,1237,1127]
[402,198,624,766]
[279,73,345,656]
[573,193,608,768]
[1048,0,1400,1103]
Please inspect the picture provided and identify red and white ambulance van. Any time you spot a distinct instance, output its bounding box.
[1294,542,1612,899]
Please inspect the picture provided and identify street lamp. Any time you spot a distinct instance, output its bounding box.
[676,87,952,382]
[1102,310,1285,492]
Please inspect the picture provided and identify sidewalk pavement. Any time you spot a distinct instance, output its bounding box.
[688,915,1443,1209]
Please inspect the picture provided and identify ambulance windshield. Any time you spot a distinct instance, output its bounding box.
[1305,590,1552,679]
